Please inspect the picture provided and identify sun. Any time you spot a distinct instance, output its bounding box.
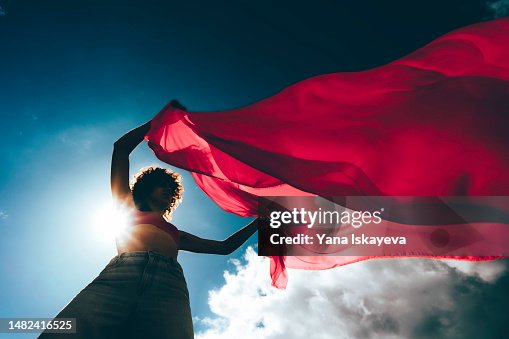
[91,201,132,243]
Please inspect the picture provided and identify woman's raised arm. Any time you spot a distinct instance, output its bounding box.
[110,120,151,204]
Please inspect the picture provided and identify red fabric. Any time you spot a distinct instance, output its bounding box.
[146,18,509,288]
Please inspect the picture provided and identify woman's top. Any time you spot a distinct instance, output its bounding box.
[133,210,180,245]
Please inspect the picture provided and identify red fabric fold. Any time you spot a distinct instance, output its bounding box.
[146,18,509,288]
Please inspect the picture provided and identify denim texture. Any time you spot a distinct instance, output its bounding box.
[39,251,194,339]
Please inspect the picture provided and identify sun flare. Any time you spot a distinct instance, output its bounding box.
[91,201,132,243]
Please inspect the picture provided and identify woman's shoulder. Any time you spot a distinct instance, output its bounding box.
[132,209,162,223]
[131,209,178,229]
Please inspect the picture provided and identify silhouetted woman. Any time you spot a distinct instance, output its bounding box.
[40,100,259,339]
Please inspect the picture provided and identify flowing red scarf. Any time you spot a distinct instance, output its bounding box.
[146,18,509,288]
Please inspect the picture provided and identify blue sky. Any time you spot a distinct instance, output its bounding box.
[1,1,509,338]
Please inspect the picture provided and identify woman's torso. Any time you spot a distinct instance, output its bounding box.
[115,210,180,258]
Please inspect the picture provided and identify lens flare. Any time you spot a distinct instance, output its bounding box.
[91,201,132,243]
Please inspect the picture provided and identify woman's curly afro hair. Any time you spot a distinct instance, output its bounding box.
[130,166,184,220]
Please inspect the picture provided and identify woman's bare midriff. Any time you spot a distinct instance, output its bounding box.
[115,223,179,258]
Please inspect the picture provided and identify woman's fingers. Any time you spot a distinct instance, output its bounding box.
[169,99,187,111]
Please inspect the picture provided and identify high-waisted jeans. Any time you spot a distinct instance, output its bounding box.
[39,251,194,339]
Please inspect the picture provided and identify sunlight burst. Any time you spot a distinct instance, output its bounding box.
[91,201,132,243]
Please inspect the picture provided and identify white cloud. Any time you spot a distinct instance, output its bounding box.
[0,210,8,219]
[196,248,508,339]
[442,259,506,282]
[487,0,509,18]
[57,126,101,154]
[0,6,5,16]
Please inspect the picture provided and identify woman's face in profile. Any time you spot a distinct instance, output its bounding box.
[148,182,174,211]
